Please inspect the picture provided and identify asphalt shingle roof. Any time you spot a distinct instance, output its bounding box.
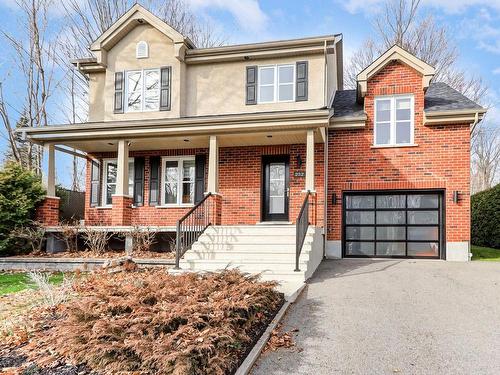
[331,90,364,118]
[424,82,483,112]
[332,82,483,118]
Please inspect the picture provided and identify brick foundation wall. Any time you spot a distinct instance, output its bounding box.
[84,144,325,227]
[35,197,60,226]
[327,61,471,244]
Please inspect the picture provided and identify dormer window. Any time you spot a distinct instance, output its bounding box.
[136,41,149,59]
[374,95,414,146]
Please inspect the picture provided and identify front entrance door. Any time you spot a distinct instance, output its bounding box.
[262,156,290,222]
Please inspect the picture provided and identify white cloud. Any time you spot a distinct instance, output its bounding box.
[186,0,268,32]
[340,0,500,15]
[493,67,500,75]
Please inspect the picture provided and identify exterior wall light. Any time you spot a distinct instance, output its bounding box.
[453,191,460,204]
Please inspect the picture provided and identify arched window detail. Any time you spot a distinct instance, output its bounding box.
[136,41,149,59]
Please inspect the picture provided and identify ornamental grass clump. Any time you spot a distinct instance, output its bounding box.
[21,269,283,375]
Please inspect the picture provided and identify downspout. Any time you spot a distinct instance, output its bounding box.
[323,40,328,107]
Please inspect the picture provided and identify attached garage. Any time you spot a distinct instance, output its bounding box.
[343,191,444,259]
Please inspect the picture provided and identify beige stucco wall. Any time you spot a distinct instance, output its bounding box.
[88,23,337,122]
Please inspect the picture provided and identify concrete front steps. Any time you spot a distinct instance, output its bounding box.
[178,225,324,298]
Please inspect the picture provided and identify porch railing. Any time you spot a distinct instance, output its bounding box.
[295,191,311,272]
[175,193,212,269]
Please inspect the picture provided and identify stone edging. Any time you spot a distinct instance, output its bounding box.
[235,283,307,375]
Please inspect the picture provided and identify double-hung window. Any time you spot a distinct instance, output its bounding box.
[162,157,195,206]
[258,64,295,103]
[102,159,134,206]
[125,69,160,112]
[374,95,414,146]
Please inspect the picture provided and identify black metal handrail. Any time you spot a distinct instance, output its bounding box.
[175,193,212,269]
[295,191,311,272]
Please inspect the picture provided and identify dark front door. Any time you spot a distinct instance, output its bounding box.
[262,156,290,222]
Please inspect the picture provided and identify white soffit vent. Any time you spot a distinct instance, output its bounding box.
[136,41,149,59]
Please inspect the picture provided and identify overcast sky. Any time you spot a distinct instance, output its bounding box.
[0,0,498,188]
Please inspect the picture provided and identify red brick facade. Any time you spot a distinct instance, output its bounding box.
[70,60,470,254]
[327,61,470,245]
[36,197,60,226]
[84,144,325,227]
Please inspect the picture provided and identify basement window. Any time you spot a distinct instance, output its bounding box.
[374,95,414,146]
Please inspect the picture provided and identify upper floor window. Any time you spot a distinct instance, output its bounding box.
[125,69,160,112]
[102,159,134,206]
[136,41,149,59]
[258,64,295,103]
[374,95,414,146]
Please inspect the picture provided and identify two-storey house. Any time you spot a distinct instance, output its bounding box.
[21,5,485,294]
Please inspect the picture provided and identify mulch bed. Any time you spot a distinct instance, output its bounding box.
[0,269,284,375]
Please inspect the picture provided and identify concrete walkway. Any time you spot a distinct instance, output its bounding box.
[251,259,500,375]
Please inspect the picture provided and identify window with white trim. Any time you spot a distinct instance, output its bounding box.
[125,69,160,112]
[136,41,149,59]
[258,64,295,103]
[374,95,414,146]
[161,157,195,205]
[102,159,134,206]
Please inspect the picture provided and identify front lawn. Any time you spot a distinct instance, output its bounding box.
[0,269,283,374]
[471,245,500,262]
[0,272,64,295]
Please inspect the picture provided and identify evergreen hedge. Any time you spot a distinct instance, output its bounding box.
[471,184,500,249]
[0,162,46,255]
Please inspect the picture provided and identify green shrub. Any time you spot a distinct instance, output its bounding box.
[0,162,46,255]
[471,184,500,249]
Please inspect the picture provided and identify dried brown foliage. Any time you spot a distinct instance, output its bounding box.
[264,325,296,353]
[128,226,157,255]
[21,269,283,374]
[82,227,113,254]
[56,221,80,252]
[10,221,45,254]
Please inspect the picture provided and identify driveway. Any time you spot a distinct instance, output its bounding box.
[251,259,500,375]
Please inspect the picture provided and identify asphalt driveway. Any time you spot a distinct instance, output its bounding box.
[252,259,500,375]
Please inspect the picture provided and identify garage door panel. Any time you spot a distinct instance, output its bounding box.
[343,191,443,259]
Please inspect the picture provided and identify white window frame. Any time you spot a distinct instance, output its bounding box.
[160,156,196,207]
[136,41,149,59]
[374,95,415,146]
[124,68,160,113]
[257,64,296,104]
[101,158,135,207]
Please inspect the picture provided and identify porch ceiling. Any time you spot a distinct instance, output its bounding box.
[59,129,324,153]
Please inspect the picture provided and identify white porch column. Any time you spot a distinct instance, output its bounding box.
[207,135,219,193]
[116,139,129,196]
[43,143,56,197]
[305,129,315,192]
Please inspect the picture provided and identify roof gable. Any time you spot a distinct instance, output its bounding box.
[356,45,435,98]
[90,4,193,54]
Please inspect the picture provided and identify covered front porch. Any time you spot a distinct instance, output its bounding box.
[22,111,328,267]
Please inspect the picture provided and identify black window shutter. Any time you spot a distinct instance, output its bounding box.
[296,61,308,101]
[133,157,145,206]
[90,159,101,207]
[194,154,206,203]
[114,72,124,113]
[160,67,171,111]
[149,156,161,206]
[246,66,258,105]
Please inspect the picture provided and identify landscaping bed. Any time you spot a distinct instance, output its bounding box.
[11,250,175,259]
[0,269,284,374]
[471,245,500,261]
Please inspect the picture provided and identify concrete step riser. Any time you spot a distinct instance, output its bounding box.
[179,261,310,273]
[205,226,296,234]
[198,235,314,244]
[191,243,313,252]
[184,253,311,262]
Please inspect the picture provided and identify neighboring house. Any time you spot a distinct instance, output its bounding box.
[20,5,485,289]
